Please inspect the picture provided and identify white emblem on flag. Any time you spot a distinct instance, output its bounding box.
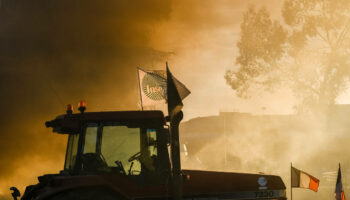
[138,68,166,107]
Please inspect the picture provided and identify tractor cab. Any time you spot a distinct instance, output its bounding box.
[46,103,171,185]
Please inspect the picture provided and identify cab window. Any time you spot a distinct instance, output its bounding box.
[101,126,141,174]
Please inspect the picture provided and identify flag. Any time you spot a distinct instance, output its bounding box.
[172,75,191,100]
[291,166,320,192]
[137,67,190,108]
[166,64,183,118]
[335,164,346,200]
[138,68,167,107]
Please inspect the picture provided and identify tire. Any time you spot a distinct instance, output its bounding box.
[47,187,124,200]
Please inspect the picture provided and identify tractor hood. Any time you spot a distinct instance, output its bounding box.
[182,170,286,199]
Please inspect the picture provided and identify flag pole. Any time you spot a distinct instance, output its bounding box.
[137,67,144,110]
[291,162,293,200]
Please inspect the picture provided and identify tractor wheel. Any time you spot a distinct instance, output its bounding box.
[47,187,125,200]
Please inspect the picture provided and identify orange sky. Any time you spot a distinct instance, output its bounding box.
[1,1,350,199]
[148,0,296,120]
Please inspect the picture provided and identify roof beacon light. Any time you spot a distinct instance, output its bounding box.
[78,100,86,114]
[66,104,73,114]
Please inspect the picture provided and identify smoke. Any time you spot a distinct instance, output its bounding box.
[150,0,290,120]
[2,1,349,200]
[0,0,171,197]
[0,0,293,198]
[166,1,350,199]
[180,111,350,200]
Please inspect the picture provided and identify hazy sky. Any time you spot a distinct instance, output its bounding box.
[0,0,291,198]
[1,0,349,199]
[150,0,292,120]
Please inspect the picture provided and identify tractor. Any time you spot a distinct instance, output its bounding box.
[18,101,286,200]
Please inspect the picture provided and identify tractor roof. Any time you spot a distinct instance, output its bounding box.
[46,110,166,134]
[67,110,165,122]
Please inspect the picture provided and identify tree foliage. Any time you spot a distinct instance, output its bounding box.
[225,0,350,112]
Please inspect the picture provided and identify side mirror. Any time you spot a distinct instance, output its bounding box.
[46,117,80,134]
[10,187,20,200]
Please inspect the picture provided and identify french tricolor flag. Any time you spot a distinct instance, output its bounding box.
[335,164,346,200]
[291,166,320,192]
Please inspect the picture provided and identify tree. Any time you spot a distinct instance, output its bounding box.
[225,0,350,113]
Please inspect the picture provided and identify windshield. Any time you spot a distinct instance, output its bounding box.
[101,125,142,174]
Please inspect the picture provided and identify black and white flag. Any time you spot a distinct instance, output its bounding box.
[137,67,190,107]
